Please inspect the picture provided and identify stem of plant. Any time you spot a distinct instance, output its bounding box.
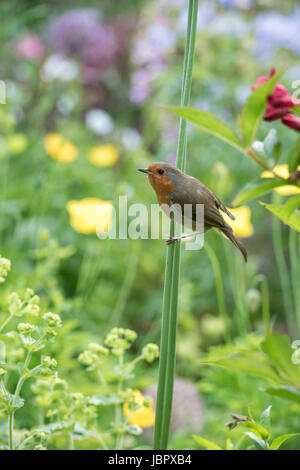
[271,193,294,334]
[153,0,199,450]
[204,243,231,343]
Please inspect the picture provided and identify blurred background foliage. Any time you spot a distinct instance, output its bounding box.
[0,0,300,449]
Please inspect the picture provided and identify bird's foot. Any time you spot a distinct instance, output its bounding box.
[166,237,179,245]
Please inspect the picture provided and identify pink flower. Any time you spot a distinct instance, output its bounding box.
[282,114,300,132]
[16,34,45,61]
[250,68,276,91]
[251,68,300,132]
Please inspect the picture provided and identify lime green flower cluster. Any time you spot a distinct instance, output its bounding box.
[8,288,40,318]
[104,328,137,356]
[0,256,11,283]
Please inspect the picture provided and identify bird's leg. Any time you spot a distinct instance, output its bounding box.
[166,231,203,245]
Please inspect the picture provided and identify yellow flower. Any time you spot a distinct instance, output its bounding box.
[88,144,119,167]
[261,164,300,196]
[123,390,155,429]
[222,206,254,238]
[66,198,113,235]
[44,133,78,163]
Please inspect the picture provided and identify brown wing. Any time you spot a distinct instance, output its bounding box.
[169,174,233,232]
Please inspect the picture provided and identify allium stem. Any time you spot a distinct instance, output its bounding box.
[154,0,198,450]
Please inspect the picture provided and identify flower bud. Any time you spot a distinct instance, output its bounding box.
[142,343,159,363]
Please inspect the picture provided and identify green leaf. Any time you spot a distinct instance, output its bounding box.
[260,196,300,232]
[167,106,243,151]
[269,434,300,450]
[263,129,278,160]
[200,352,281,382]
[193,435,223,450]
[245,432,266,449]
[263,385,300,404]
[241,71,282,147]
[288,137,300,173]
[259,406,272,431]
[126,424,143,436]
[88,394,122,406]
[233,179,288,206]
[291,106,300,116]
[262,334,300,386]
[243,421,270,440]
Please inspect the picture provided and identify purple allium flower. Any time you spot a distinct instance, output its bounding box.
[254,8,300,59]
[48,9,132,86]
[143,378,204,443]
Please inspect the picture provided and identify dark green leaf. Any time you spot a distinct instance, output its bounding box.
[263,385,300,404]
[260,196,300,232]
[233,179,288,206]
[193,435,223,450]
[287,137,300,173]
[262,334,300,386]
[167,106,243,151]
[269,434,300,450]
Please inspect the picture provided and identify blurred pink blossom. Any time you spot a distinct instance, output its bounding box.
[16,34,45,61]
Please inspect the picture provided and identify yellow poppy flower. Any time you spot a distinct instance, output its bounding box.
[88,144,119,167]
[123,390,155,429]
[44,133,78,163]
[66,198,113,235]
[222,206,254,238]
[261,164,300,196]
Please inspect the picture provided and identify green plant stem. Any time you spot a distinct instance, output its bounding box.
[255,274,270,334]
[0,313,14,333]
[8,350,32,450]
[204,243,231,342]
[115,354,124,450]
[271,193,294,334]
[153,0,198,450]
[289,229,300,333]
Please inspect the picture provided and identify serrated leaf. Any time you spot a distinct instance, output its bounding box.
[232,179,288,206]
[126,424,143,436]
[88,394,122,406]
[193,435,223,450]
[167,106,243,151]
[269,434,300,450]
[287,137,300,173]
[241,71,282,146]
[262,334,300,386]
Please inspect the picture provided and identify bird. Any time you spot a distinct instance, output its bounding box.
[138,162,247,262]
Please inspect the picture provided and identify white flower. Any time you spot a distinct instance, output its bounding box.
[41,55,79,82]
[85,109,114,136]
[122,128,141,150]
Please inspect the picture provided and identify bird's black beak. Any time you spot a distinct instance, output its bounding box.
[138,168,150,174]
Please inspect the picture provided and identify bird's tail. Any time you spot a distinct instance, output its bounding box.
[223,230,247,262]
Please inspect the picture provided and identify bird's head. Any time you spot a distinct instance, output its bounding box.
[138,162,181,196]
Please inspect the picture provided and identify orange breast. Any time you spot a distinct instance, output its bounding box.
[148,175,176,206]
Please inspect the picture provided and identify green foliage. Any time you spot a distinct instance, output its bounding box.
[194,406,300,450]
[260,196,300,232]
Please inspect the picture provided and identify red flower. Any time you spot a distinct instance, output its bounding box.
[251,68,300,132]
[282,114,300,132]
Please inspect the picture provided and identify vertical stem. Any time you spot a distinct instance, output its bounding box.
[204,243,231,343]
[8,411,14,450]
[154,0,198,450]
[289,229,300,334]
[271,194,294,333]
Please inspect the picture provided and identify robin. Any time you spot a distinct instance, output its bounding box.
[138,162,247,262]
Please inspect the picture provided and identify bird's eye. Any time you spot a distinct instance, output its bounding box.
[158,169,164,175]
